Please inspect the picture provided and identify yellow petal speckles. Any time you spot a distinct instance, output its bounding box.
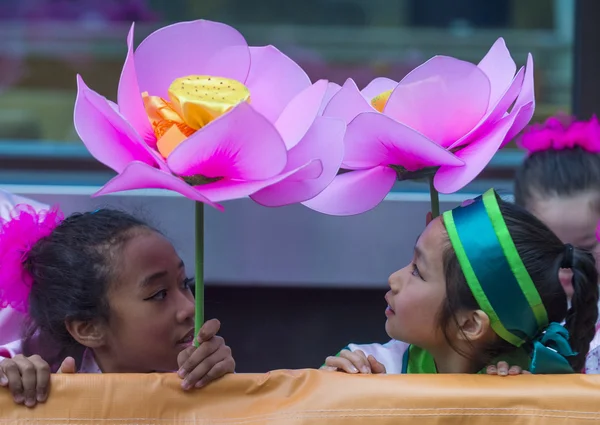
[142,75,251,159]
[370,89,393,113]
[168,76,251,130]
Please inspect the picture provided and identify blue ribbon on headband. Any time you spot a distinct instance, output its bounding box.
[443,189,575,374]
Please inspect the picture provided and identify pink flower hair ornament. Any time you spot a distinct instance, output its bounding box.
[0,204,64,313]
[519,114,600,155]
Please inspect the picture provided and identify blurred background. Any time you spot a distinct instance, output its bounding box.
[0,0,574,144]
[1,0,598,372]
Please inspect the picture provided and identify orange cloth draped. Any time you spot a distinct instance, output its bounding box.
[1,369,599,424]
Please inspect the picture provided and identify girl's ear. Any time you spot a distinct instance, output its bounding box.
[454,309,492,343]
[65,319,106,349]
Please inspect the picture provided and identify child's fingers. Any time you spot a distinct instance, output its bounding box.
[339,350,371,374]
[485,365,498,375]
[2,359,25,404]
[496,361,509,376]
[508,365,522,375]
[28,355,50,403]
[319,365,338,371]
[194,356,236,389]
[178,337,225,384]
[0,367,8,387]
[368,355,387,374]
[182,344,233,390]
[521,370,532,375]
[12,356,38,407]
[324,356,359,374]
[197,319,221,343]
[177,346,195,369]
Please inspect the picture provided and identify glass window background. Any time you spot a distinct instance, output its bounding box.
[0,0,573,154]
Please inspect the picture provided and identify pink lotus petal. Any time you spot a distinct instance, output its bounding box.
[512,54,535,112]
[360,77,398,101]
[302,166,397,216]
[477,38,517,111]
[94,161,223,211]
[74,75,165,174]
[118,23,156,147]
[204,45,252,82]
[322,78,372,124]
[168,102,287,180]
[503,101,535,148]
[196,160,322,203]
[134,20,250,98]
[502,54,535,147]
[450,67,524,150]
[434,113,518,194]
[251,116,346,206]
[276,80,328,149]
[107,100,120,113]
[245,45,311,122]
[318,82,342,116]
[384,56,490,147]
[342,112,464,171]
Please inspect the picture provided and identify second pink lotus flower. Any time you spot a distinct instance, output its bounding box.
[303,38,535,216]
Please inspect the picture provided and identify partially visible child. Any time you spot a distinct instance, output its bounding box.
[0,205,235,407]
[513,114,600,373]
[323,190,598,376]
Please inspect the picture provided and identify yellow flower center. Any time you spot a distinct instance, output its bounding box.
[370,89,393,113]
[143,75,251,158]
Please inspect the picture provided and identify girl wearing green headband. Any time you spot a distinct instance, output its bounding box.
[323,189,599,375]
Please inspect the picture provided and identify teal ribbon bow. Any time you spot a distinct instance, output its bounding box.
[529,322,576,374]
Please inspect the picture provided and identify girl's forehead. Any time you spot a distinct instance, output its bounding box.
[114,232,181,276]
[532,195,600,247]
[416,217,446,259]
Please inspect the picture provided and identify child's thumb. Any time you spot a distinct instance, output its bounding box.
[57,357,76,374]
[198,318,221,342]
[368,356,386,374]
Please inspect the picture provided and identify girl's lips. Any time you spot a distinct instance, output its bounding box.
[384,292,395,316]
[176,329,195,345]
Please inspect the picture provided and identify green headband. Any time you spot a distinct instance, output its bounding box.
[443,189,547,346]
[443,189,575,373]
[444,189,577,373]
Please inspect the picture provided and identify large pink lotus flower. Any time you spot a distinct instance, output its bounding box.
[303,38,535,216]
[74,20,345,210]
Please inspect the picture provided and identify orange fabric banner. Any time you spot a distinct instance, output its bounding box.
[1,369,600,424]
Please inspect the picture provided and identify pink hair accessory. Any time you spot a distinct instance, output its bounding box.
[519,114,600,154]
[0,204,64,313]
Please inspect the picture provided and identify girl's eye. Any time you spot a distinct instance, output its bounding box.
[183,277,194,290]
[411,263,422,278]
[149,289,167,301]
[145,278,193,301]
